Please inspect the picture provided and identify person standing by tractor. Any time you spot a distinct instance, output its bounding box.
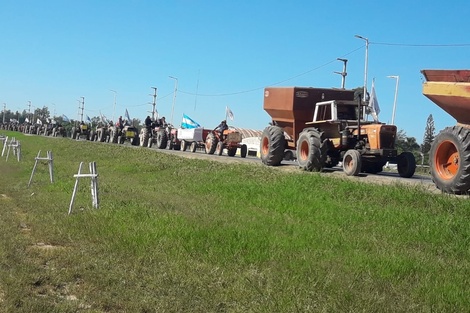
[214,120,228,139]
[145,115,152,129]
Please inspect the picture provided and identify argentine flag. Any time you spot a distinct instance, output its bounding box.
[181,114,201,129]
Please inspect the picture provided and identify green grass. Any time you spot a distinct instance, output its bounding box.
[0,130,469,312]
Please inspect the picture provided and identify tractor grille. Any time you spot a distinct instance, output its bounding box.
[380,132,395,149]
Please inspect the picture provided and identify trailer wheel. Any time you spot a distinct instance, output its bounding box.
[140,128,149,147]
[240,144,247,158]
[296,130,323,171]
[190,141,197,153]
[343,150,362,176]
[227,147,237,157]
[205,132,218,154]
[216,142,224,156]
[397,152,416,178]
[181,140,188,151]
[260,126,285,166]
[430,126,470,194]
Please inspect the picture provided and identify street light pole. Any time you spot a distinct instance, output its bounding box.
[110,89,117,123]
[387,75,399,125]
[169,76,178,125]
[355,35,369,102]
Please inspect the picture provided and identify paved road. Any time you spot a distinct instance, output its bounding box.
[150,145,438,192]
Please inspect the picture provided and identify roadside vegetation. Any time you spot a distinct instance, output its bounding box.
[0,130,468,312]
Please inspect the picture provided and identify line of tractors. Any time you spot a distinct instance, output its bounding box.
[3,69,468,194]
[7,118,250,158]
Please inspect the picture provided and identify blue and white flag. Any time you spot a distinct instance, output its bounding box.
[62,114,70,123]
[86,115,92,124]
[125,109,131,123]
[181,113,201,129]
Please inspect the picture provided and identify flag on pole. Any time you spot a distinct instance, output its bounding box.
[25,117,29,123]
[125,109,131,123]
[86,115,92,124]
[181,113,201,129]
[369,80,380,122]
[36,118,42,125]
[226,106,234,121]
[100,111,108,124]
[62,114,70,123]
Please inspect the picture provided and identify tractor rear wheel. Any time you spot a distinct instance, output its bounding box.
[132,135,140,146]
[430,126,470,194]
[240,144,247,158]
[296,130,323,171]
[71,127,76,139]
[260,126,285,166]
[156,129,168,149]
[343,150,362,176]
[140,128,149,147]
[397,152,416,178]
[205,133,218,154]
[216,142,224,155]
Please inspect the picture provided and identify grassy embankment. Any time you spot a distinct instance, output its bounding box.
[0,130,469,312]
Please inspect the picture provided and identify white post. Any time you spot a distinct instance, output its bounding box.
[1,136,8,157]
[28,150,54,187]
[69,162,99,214]
[387,75,400,125]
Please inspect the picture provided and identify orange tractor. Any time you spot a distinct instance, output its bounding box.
[422,69,470,194]
[205,129,248,158]
[260,87,416,177]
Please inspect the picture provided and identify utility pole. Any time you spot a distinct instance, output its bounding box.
[355,35,369,102]
[151,87,157,120]
[110,90,117,123]
[28,101,32,122]
[169,76,178,125]
[334,58,348,89]
[2,103,6,124]
[78,97,85,122]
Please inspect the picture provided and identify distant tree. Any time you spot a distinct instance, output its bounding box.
[421,114,435,154]
[396,129,420,155]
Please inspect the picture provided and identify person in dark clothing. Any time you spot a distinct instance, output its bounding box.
[145,116,152,128]
[214,120,228,139]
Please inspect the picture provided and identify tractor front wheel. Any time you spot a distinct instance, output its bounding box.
[430,126,470,194]
[343,150,362,176]
[397,152,416,178]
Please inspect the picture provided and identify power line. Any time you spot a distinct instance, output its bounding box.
[179,46,364,97]
[371,41,470,47]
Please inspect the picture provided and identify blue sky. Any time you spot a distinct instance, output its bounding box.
[1,0,469,143]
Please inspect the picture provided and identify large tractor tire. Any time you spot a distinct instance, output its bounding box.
[296,130,323,171]
[205,132,218,154]
[140,128,149,147]
[156,129,168,149]
[260,126,285,166]
[132,135,140,146]
[90,131,96,142]
[111,128,119,143]
[70,127,76,139]
[343,149,362,176]
[397,152,416,178]
[429,126,470,194]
